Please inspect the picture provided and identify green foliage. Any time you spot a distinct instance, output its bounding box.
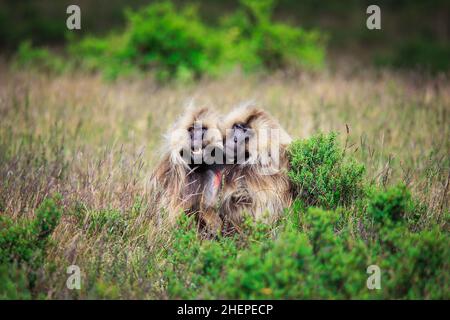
[0,196,62,298]
[69,203,130,238]
[124,2,223,81]
[68,34,130,79]
[288,132,366,209]
[222,0,325,71]
[378,225,449,299]
[87,209,128,237]
[218,207,373,299]
[0,264,32,300]
[70,0,325,80]
[13,41,67,74]
[0,196,61,265]
[34,195,62,239]
[70,2,224,81]
[367,184,412,225]
[163,214,238,298]
[162,202,449,299]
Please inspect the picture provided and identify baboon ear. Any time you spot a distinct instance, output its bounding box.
[202,169,222,209]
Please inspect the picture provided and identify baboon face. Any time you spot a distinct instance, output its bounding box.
[221,105,291,167]
[225,122,253,163]
[168,107,223,169]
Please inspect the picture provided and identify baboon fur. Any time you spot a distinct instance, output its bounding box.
[151,106,223,234]
[219,105,293,233]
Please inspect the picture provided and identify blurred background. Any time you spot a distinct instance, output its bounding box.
[1,0,449,75]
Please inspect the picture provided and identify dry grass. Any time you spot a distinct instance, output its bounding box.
[0,66,449,298]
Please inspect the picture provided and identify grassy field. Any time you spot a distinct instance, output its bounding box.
[0,65,449,299]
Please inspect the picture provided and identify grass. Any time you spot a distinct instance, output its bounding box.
[0,65,449,299]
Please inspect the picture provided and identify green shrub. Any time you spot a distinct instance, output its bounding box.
[209,207,374,299]
[163,214,238,298]
[71,2,223,81]
[0,196,62,298]
[378,225,449,299]
[222,0,325,71]
[161,202,448,299]
[0,196,61,265]
[367,184,412,225]
[68,34,131,79]
[68,202,129,238]
[124,2,223,81]
[34,196,62,240]
[87,209,128,237]
[13,41,66,74]
[0,264,32,300]
[288,132,366,209]
[70,0,326,80]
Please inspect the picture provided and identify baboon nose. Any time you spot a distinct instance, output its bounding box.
[234,136,238,143]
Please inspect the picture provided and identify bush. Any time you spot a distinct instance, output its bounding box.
[0,264,32,300]
[367,184,412,225]
[68,34,130,79]
[288,132,366,209]
[375,222,449,299]
[222,0,325,71]
[163,214,238,298]
[71,2,223,81]
[87,209,129,238]
[13,41,66,74]
[69,203,130,238]
[34,196,62,240]
[162,201,449,299]
[70,0,326,80]
[0,196,62,298]
[124,2,223,81]
[0,196,61,265]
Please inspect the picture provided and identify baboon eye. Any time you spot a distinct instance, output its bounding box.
[233,123,248,132]
[188,126,207,139]
[189,125,207,131]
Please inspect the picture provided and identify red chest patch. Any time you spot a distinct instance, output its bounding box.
[214,170,223,188]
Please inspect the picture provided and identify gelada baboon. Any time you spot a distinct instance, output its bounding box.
[219,104,293,233]
[151,105,224,235]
